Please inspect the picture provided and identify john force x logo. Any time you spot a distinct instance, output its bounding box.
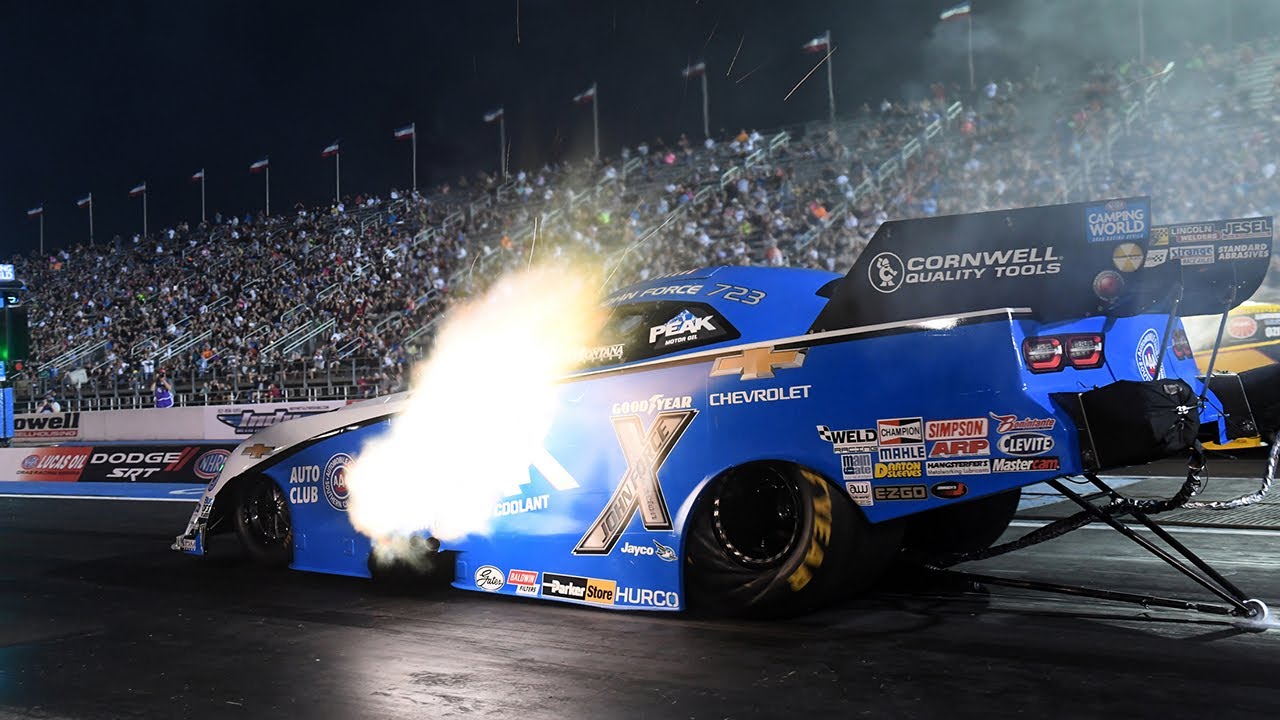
[573,410,697,556]
[710,347,806,380]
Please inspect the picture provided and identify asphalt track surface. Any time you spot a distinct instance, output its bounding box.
[2,459,1280,718]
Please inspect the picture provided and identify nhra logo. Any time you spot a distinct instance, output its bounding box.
[217,407,336,435]
[193,449,231,480]
[323,453,352,511]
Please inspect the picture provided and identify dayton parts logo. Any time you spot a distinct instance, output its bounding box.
[574,410,696,556]
[323,453,352,511]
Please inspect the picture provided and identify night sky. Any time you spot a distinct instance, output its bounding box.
[3,1,1273,258]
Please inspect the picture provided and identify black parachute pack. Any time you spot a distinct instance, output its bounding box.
[1053,379,1200,470]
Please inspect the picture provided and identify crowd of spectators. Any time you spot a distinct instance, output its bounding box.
[10,38,1280,410]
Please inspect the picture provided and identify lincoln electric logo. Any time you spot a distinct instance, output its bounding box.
[217,407,334,434]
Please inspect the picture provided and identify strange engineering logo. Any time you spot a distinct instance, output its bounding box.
[573,410,696,556]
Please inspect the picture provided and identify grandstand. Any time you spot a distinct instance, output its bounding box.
[8,39,1280,413]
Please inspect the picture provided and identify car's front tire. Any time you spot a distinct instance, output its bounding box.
[685,463,900,617]
[233,475,294,567]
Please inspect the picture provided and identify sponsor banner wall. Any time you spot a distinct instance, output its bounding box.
[11,401,345,446]
[0,444,237,483]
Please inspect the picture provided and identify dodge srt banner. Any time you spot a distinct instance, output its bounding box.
[0,444,236,483]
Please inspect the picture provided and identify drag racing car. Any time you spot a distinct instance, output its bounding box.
[175,198,1279,619]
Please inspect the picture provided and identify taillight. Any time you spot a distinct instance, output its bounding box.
[1172,328,1193,360]
[1023,334,1106,372]
[1065,334,1104,368]
[1023,337,1063,372]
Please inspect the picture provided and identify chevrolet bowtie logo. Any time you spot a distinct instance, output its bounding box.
[242,443,276,459]
[710,347,806,380]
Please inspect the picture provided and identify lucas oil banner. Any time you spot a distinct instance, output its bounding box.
[0,444,237,483]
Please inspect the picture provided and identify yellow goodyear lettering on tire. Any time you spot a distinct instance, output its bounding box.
[787,469,833,592]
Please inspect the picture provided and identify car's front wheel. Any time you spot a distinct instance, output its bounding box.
[685,463,900,617]
[233,475,294,567]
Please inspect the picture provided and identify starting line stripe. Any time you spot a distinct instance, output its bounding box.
[0,482,202,502]
[1009,519,1280,538]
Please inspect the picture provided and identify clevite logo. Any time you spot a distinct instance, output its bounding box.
[474,565,505,592]
[878,417,923,446]
[989,413,1056,433]
[611,394,693,416]
[925,417,988,441]
[868,247,1063,293]
[997,433,1055,457]
[817,425,877,453]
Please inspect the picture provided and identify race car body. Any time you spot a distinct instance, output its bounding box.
[175,198,1276,616]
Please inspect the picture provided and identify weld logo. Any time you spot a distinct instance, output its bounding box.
[817,425,877,452]
[574,410,695,556]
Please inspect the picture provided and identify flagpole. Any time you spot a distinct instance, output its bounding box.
[499,114,507,180]
[39,214,44,256]
[266,164,271,217]
[824,30,836,126]
[592,87,600,163]
[335,151,341,203]
[201,170,206,224]
[412,128,418,193]
[89,194,95,247]
[1138,0,1146,65]
[701,69,710,139]
[967,15,975,92]
[143,187,148,237]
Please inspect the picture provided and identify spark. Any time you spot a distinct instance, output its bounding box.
[528,215,540,269]
[601,211,678,291]
[701,15,719,51]
[734,63,764,84]
[784,46,836,102]
[516,0,520,44]
[726,34,744,77]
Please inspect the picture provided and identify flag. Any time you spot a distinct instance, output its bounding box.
[27,206,43,217]
[483,108,504,123]
[321,142,340,157]
[393,123,415,140]
[129,182,147,197]
[939,2,972,21]
[801,33,829,53]
[76,194,92,208]
[191,169,205,182]
[249,158,269,173]
[573,84,596,104]
[681,61,707,78]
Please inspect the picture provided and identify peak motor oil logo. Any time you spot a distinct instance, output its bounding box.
[574,410,696,556]
[323,453,352,511]
[649,308,717,349]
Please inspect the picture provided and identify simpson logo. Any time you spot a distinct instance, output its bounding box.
[929,439,990,458]
[216,406,337,435]
[993,457,1061,472]
[323,453,352,511]
[542,572,589,600]
[816,425,877,453]
[989,413,1056,433]
[872,484,927,501]
[877,417,923,446]
[841,453,873,480]
[611,394,693,415]
[997,433,1055,457]
[574,410,695,556]
[193,449,231,480]
[13,412,81,440]
[925,417,988,440]
[926,459,990,476]
[878,445,925,462]
[873,462,922,479]
[508,569,540,596]
[1086,198,1147,243]
[844,480,873,506]
[474,565,505,592]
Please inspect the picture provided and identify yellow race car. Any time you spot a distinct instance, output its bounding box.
[1185,300,1280,449]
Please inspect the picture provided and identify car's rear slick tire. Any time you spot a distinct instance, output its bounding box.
[232,475,294,567]
[685,463,900,618]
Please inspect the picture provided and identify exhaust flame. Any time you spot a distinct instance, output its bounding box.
[345,264,604,547]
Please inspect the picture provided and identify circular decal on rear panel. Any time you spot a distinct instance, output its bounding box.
[868,252,904,294]
[323,453,353,511]
[1112,243,1144,272]
[1228,316,1258,340]
[1135,328,1165,381]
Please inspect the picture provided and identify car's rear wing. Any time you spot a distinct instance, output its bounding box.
[811,198,1273,331]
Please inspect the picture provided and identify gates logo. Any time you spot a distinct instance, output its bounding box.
[474,565,505,592]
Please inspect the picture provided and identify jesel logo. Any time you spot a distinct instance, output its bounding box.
[574,410,696,556]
